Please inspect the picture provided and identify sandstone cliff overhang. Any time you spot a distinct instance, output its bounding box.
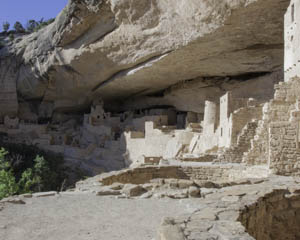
[0,0,290,114]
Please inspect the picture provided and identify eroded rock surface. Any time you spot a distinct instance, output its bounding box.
[0,0,289,115]
[1,176,300,240]
[158,176,300,240]
[0,1,299,239]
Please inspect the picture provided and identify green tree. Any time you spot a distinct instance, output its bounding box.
[13,21,25,33]
[18,169,35,194]
[33,18,55,32]
[0,148,9,169]
[2,21,10,32]
[0,148,18,199]
[0,151,52,199]
[0,170,18,199]
[32,155,50,192]
[0,142,67,199]
[26,20,38,33]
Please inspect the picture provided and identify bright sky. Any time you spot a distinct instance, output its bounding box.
[0,0,68,31]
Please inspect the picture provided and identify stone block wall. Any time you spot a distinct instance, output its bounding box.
[180,165,243,182]
[244,77,300,175]
[243,119,269,166]
[99,164,252,186]
[285,0,300,81]
[269,122,300,175]
[132,115,168,132]
[123,132,146,164]
[218,121,258,163]
[231,106,262,145]
[100,166,189,185]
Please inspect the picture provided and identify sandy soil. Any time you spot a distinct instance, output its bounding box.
[0,193,200,240]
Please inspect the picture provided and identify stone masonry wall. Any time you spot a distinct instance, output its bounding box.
[100,166,189,185]
[230,106,262,145]
[217,121,258,163]
[244,77,300,175]
[243,118,269,165]
[269,122,300,175]
[99,165,248,186]
[180,165,244,181]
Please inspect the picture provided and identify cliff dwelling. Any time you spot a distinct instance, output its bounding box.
[0,0,300,240]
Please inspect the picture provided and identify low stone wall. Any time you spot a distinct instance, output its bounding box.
[99,164,262,186]
[180,165,243,182]
[180,154,217,162]
[100,166,189,185]
[239,189,300,240]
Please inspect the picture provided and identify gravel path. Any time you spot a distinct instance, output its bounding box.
[0,193,200,240]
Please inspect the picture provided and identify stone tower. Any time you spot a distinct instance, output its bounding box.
[284,0,300,81]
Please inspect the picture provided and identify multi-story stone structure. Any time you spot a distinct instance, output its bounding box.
[193,92,262,155]
[284,0,300,81]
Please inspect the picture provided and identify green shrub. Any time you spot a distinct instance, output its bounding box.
[33,18,55,32]
[26,20,38,32]
[18,168,35,194]
[0,143,68,200]
[13,21,25,33]
[0,169,18,199]
[2,22,10,32]
[0,148,18,199]
[25,18,55,33]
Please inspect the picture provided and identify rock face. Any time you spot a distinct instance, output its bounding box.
[0,0,289,116]
[158,176,300,240]
[0,57,18,117]
[2,2,300,239]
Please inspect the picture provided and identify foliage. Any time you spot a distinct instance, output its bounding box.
[0,143,68,200]
[2,18,55,35]
[26,20,39,33]
[0,148,18,199]
[0,169,18,200]
[8,34,14,41]
[25,18,55,33]
[2,21,10,32]
[18,168,35,194]
[0,148,9,169]
[13,21,25,33]
[33,18,55,32]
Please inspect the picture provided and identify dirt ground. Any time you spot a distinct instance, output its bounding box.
[0,193,200,240]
